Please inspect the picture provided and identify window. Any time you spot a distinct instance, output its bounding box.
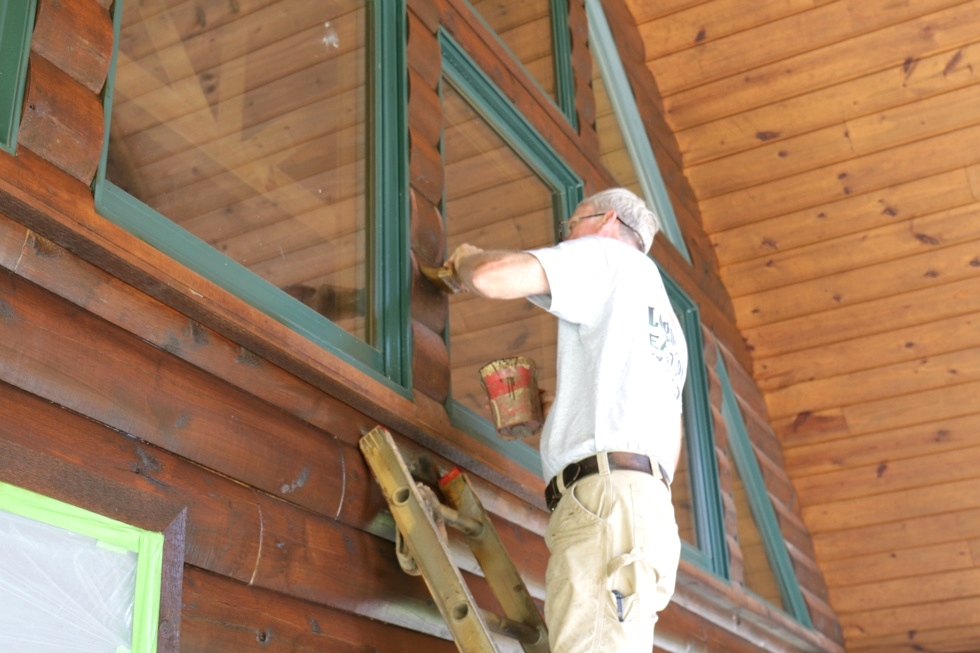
[716,355,813,627]
[95,0,409,388]
[443,84,557,413]
[465,0,576,125]
[0,0,35,153]
[664,274,729,578]
[585,0,691,262]
[0,481,164,653]
[440,30,581,475]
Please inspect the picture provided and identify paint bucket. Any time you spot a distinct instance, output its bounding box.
[478,357,543,440]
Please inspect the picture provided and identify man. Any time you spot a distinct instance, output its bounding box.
[446,187,688,653]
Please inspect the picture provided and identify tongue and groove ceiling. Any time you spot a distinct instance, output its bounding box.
[622,0,980,651]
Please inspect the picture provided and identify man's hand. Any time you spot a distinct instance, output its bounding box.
[446,243,484,271]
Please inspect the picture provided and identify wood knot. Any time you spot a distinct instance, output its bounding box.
[29,232,64,258]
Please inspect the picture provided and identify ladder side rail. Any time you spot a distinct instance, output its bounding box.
[440,470,550,653]
[360,427,502,653]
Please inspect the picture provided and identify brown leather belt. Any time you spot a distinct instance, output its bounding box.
[544,452,661,511]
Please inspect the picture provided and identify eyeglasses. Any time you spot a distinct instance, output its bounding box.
[559,212,606,239]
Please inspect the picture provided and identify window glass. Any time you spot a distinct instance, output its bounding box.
[468,0,556,103]
[665,276,728,578]
[716,355,812,625]
[442,81,558,421]
[727,445,784,605]
[107,0,369,339]
[590,47,643,197]
[671,428,697,546]
[585,0,691,261]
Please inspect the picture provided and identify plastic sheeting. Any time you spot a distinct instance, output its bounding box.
[0,480,163,653]
[0,507,137,653]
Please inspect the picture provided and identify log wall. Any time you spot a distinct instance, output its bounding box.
[0,0,840,651]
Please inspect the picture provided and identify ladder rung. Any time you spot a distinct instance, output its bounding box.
[479,608,545,646]
[360,426,549,653]
[438,504,483,537]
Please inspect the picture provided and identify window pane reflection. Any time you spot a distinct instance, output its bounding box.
[442,83,558,420]
[672,429,697,546]
[107,1,369,339]
[591,48,642,196]
[468,0,556,101]
[729,444,783,606]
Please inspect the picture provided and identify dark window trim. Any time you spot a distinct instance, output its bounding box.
[0,0,36,154]
[460,0,578,128]
[584,0,692,262]
[715,354,814,628]
[549,0,577,128]
[663,272,730,579]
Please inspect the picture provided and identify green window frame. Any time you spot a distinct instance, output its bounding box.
[716,355,814,628]
[93,1,412,392]
[584,0,692,262]
[462,0,577,128]
[0,0,36,154]
[439,30,582,477]
[663,273,729,578]
[0,480,164,653]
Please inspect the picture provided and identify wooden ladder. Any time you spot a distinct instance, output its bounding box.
[359,426,549,653]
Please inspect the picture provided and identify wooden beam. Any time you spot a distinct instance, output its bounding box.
[701,121,980,233]
[802,471,980,535]
[845,624,980,653]
[660,1,979,130]
[838,594,980,643]
[743,273,980,360]
[677,42,980,166]
[180,566,458,653]
[813,504,980,563]
[784,411,980,477]
[820,540,974,590]
[636,0,834,62]
[19,53,105,184]
[686,82,980,201]
[765,344,980,420]
[733,237,980,330]
[722,200,980,299]
[32,0,113,93]
[793,442,980,508]
[710,168,973,267]
[775,380,980,447]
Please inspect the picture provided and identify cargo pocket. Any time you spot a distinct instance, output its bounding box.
[604,577,657,653]
[606,547,660,621]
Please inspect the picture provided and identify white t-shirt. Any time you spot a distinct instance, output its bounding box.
[527,236,688,482]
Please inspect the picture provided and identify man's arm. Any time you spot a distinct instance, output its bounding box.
[447,244,550,299]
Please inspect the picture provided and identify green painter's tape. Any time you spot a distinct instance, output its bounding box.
[0,481,164,653]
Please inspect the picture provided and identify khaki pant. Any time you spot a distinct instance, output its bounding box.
[544,469,680,653]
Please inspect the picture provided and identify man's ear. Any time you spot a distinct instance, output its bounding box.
[597,210,619,236]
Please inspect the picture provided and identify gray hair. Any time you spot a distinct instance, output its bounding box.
[583,187,661,253]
